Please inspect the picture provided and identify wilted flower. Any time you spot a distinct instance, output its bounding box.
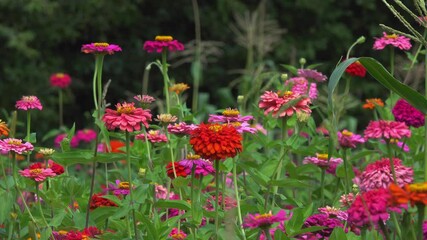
[169,83,190,94]
[134,94,156,104]
[373,32,412,50]
[89,193,118,210]
[362,98,384,110]
[339,193,356,208]
[0,138,34,154]
[102,102,152,132]
[364,120,411,140]
[81,42,122,55]
[15,96,43,111]
[392,99,425,128]
[37,148,55,156]
[143,36,184,53]
[49,73,72,88]
[155,114,178,124]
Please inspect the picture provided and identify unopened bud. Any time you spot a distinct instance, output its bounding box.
[356,36,366,44]
[237,95,244,104]
[138,168,146,177]
[296,112,311,123]
[281,73,288,81]
[299,58,306,66]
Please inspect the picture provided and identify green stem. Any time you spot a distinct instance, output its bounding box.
[143,128,153,171]
[26,111,31,163]
[272,119,288,205]
[191,0,202,113]
[386,142,397,183]
[126,131,138,240]
[417,204,425,240]
[320,168,326,205]
[35,182,50,230]
[161,49,171,113]
[214,160,220,239]
[85,130,99,228]
[342,148,351,194]
[378,220,391,240]
[96,55,105,111]
[233,158,246,240]
[92,56,100,110]
[424,45,427,183]
[58,89,63,128]
[265,229,273,240]
[390,46,395,76]
[390,212,402,239]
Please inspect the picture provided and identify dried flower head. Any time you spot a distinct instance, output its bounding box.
[37,148,55,156]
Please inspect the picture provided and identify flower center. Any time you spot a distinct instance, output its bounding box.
[155,36,173,42]
[231,122,242,127]
[385,34,398,39]
[408,182,427,192]
[30,168,43,175]
[186,153,201,160]
[209,125,223,132]
[254,213,273,220]
[222,108,240,117]
[277,90,294,97]
[316,153,329,160]
[342,130,353,137]
[148,130,159,136]
[116,103,135,114]
[171,233,186,240]
[389,138,398,144]
[7,139,22,146]
[94,42,110,47]
[118,181,130,189]
[55,73,65,78]
[22,96,36,102]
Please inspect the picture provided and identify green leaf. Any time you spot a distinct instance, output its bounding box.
[329,227,348,240]
[49,209,67,227]
[155,200,191,211]
[269,179,312,188]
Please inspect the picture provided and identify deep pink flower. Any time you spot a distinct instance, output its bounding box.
[297,69,328,82]
[318,206,348,221]
[15,96,43,110]
[285,77,318,100]
[392,99,425,128]
[102,102,152,132]
[19,167,56,182]
[168,228,187,240]
[337,129,365,148]
[423,221,427,239]
[358,158,413,192]
[54,133,79,148]
[373,32,412,50]
[208,108,254,123]
[135,130,168,143]
[298,213,345,239]
[243,209,289,229]
[167,122,198,135]
[0,138,34,154]
[303,154,343,174]
[364,120,411,140]
[49,73,71,88]
[75,129,97,143]
[259,91,311,118]
[143,36,184,53]
[178,154,215,177]
[108,180,131,195]
[81,42,122,55]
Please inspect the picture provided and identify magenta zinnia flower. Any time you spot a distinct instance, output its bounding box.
[81,42,122,55]
[337,129,365,148]
[298,213,345,239]
[364,120,411,140]
[19,167,56,182]
[143,36,184,53]
[285,77,318,100]
[392,99,425,128]
[208,108,254,123]
[50,73,72,88]
[259,91,311,118]
[0,138,34,154]
[108,180,131,196]
[102,102,152,132]
[358,158,413,192]
[303,153,343,174]
[373,32,412,50]
[243,209,288,229]
[297,69,328,82]
[318,206,348,221]
[75,129,97,143]
[135,130,168,143]
[15,96,43,111]
[178,154,215,177]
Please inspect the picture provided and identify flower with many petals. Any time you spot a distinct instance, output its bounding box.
[243,210,289,229]
[373,32,412,50]
[19,166,56,182]
[364,120,411,140]
[75,129,97,143]
[297,69,328,82]
[102,102,152,132]
[389,182,427,206]
[303,153,343,174]
[81,42,122,55]
[90,193,118,210]
[178,154,215,177]
[50,73,71,88]
[136,130,168,143]
[0,119,9,137]
[392,99,425,128]
[208,108,254,123]
[15,96,43,111]
[168,228,187,240]
[169,83,190,94]
[345,61,367,77]
[30,160,64,176]
[337,129,365,148]
[155,114,178,124]
[339,193,356,208]
[259,91,311,118]
[166,162,188,179]
[318,206,348,221]
[285,77,318,100]
[143,36,184,53]
[0,138,33,154]
[362,98,384,110]
[190,123,242,160]
[108,180,131,196]
[167,122,198,135]
[298,213,345,239]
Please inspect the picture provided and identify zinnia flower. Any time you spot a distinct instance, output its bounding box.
[243,209,288,229]
[54,133,79,148]
[392,99,425,128]
[318,206,348,221]
[90,193,118,210]
[345,61,366,77]
[373,32,412,50]
[0,138,34,154]
[134,94,156,105]
[81,42,122,55]
[167,122,198,135]
[155,114,178,124]
[0,119,9,137]
[15,96,43,110]
[258,91,311,118]
[169,83,190,94]
[136,130,168,143]
[389,182,427,206]
[178,154,215,177]
[189,123,243,160]
[166,162,188,179]
[30,160,64,176]
[49,73,71,88]
[75,129,97,143]
[298,213,345,239]
[297,69,328,82]
[303,153,343,174]
[208,108,254,123]
[168,228,187,240]
[362,98,384,110]
[358,158,413,192]
[205,193,237,211]
[108,180,131,196]
[339,193,356,208]
[284,77,318,100]
[19,166,56,182]
[364,120,411,140]
[102,102,152,132]
[337,129,365,148]
[143,35,184,53]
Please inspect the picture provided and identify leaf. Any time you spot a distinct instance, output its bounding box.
[155,200,191,211]
[49,209,67,227]
[329,227,348,240]
[269,179,312,188]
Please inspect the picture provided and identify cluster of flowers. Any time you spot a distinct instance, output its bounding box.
[54,129,97,148]
[52,226,102,240]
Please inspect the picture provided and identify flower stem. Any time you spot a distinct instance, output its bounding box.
[386,142,397,183]
[58,89,63,128]
[378,220,391,240]
[26,111,31,163]
[320,168,326,205]
[342,148,351,194]
[126,131,138,240]
[272,118,288,205]
[417,204,425,240]
[424,45,427,183]
[161,49,171,113]
[233,158,246,240]
[92,56,100,110]
[390,47,395,76]
[214,159,220,239]
[191,0,202,113]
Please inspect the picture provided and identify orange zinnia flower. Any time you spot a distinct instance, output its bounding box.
[389,182,427,206]
[0,119,9,137]
[362,98,384,110]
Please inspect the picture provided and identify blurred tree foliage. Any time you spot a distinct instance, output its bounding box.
[0,0,415,142]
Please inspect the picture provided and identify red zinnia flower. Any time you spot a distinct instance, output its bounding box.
[90,193,118,210]
[345,61,366,77]
[166,162,188,179]
[190,123,243,161]
[50,73,72,88]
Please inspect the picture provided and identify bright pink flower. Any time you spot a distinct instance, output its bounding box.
[135,130,167,143]
[318,206,348,221]
[303,154,343,174]
[380,139,410,152]
[232,121,258,134]
[49,73,71,88]
[108,180,131,195]
[19,167,56,182]
[134,94,155,104]
[373,32,412,50]
[143,36,184,53]
[0,138,33,154]
[15,96,43,111]
[358,158,413,192]
[208,108,254,123]
[258,91,311,118]
[167,122,198,135]
[364,120,411,140]
[81,42,122,55]
[309,83,318,99]
[254,123,267,135]
[337,129,365,148]
[75,129,97,143]
[168,228,187,240]
[298,213,345,239]
[178,154,215,177]
[243,209,289,229]
[423,221,427,239]
[102,102,152,132]
[392,99,425,128]
[54,133,79,148]
[297,69,328,82]
[285,77,318,100]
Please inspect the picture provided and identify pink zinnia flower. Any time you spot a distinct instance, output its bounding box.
[178,154,215,177]
[19,167,56,182]
[15,96,43,111]
[143,35,184,53]
[285,77,318,100]
[339,193,356,208]
[102,102,152,132]
[75,129,97,143]
[49,73,71,88]
[253,123,267,135]
[392,99,425,128]
[298,213,344,239]
[364,120,411,140]
[208,108,253,123]
[373,32,412,50]
[303,153,343,174]
[318,206,348,221]
[258,91,311,118]
[358,158,413,192]
[54,133,79,148]
[108,180,131,196]
[297,69,328,82]
[243,209,288,229]
[134,94,155,104]
[30,160,64,176]
[81,42,122,55]
[155,184,177,200]
[168,228,187,240]
[167,122,198,135]
[337,129,365,148]
[0,138,34,154]
[380,139,410,152]
[205,193,237,212]
[136,130,167,143]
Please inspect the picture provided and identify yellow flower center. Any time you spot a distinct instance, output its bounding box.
[316,153,329,160]
[119,181,130,189]
[277,90,294,97]
[408,182,427,192]
[94,42,110,47]
[116,103,135,114]
[254,213,273,220]
[23,96,37,102]
[55,73,65,78]
[186,153,201,159]
[148,130,159,136]
[385,34,398,39]
[7,139,22,146]
[155,36,173,42]
[222,108,240,117]
[58,230,68,236]
[209,125,223,132]
[389,138,398,144]
[30,168,42,175]
[231,122,242,127]
[342,130,353,137]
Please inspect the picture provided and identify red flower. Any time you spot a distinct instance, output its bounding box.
[90,193,118,210]
[190,123,243,161]
[166,162,188,179]
[345,61,366,77]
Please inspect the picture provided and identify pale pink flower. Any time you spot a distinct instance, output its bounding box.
[243,209,289,229]
[75,129,97,143]
[49,73,71,88]
[81,42,122,55]
[154,184,176,200]
[373,32,412,50]
[15,96,43,111]
[19,167,56,182]
[364,120,411,140]
[303,154,343,174]
[231,122,257,134]
[253,123,267,135]
[134,94,155,104]
[259,91,311,118]
[0,138,34,154]
[339,193,356,208]
[135,130,167,143]
[297,69,328,82]
[102,102,152,132]
[143,36,184,53]
[167,122,198,135]
[337,129,365,148]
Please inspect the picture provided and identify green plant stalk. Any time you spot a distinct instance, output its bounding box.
[390,47,395,76]
[320,168,326,205]
[390,212,402,239]
[26,111,31,163]
[272,119,288,204]
[424,45,427,183]
[342,148,351,194]
[143,128,153,171]
[161,49,171,113]
[378,220,391,240]
[232,158,246,240]
[191,0,202,113]
[417,204,425,240]
[96,55,105,111]
[265,229,273,240]
[35,182,51,231]
[214,159,220,239]
[92,56,100,110]
[126,131,138,240]
[58,89,63,128]
[386,142,398,183]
